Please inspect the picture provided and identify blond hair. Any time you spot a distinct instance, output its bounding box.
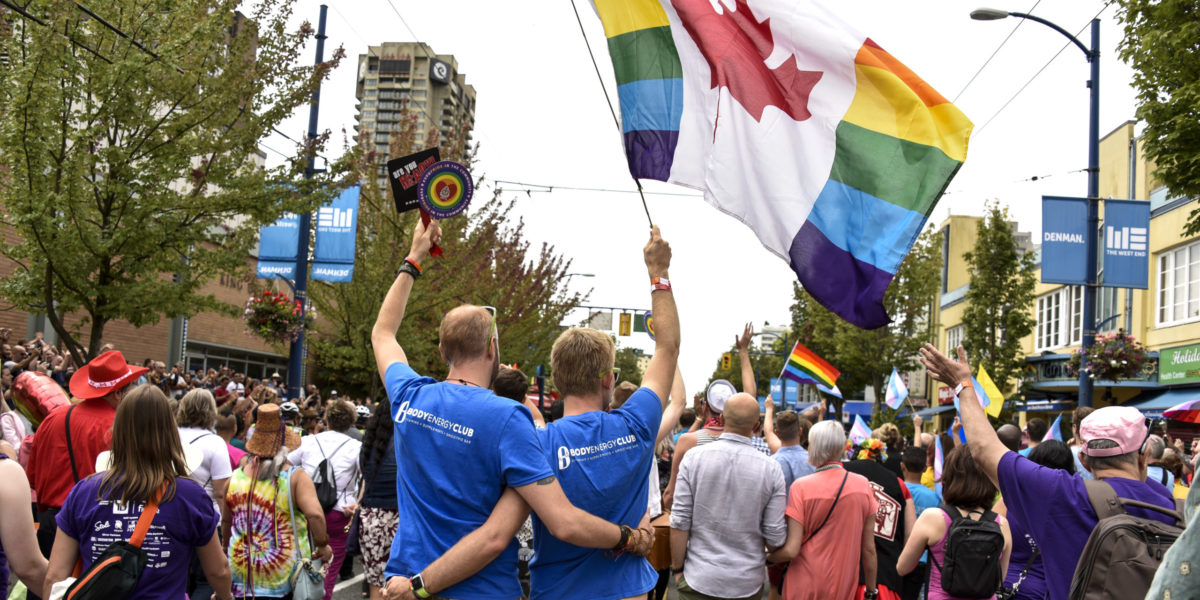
[177,388,219,430]
[551,328,615,397]
[439,305,494,365]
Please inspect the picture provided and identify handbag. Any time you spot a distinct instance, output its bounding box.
[288,469,326,600]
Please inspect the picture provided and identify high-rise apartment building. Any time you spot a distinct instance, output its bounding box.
[354,42,476,191]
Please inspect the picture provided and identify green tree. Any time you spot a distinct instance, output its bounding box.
[961,202,1038,395]
[1114,0,1200,235]
[613,346,645,386]
[706,335,788,400]
[789,227,943,420]
[307,117,583,398]
[0,0,346,363]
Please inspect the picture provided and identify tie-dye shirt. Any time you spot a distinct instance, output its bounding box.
[227,466,311,597]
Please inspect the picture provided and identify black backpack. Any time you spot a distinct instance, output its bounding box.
[929,504,1006,599]
[65,487,163,600]
[313,437,351,513]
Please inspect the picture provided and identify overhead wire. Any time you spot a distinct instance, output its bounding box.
[952,0,1043,103]
[973,4,1110,137]
[491,180,702,198]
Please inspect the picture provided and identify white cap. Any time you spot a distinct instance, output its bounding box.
[706,380,736,414]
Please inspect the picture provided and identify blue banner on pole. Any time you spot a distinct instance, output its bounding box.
[769,377,801,408]
[1041,196,1089,285]
[256,211,300,279]
[1102,199,1150,289]
[312,186,360,282]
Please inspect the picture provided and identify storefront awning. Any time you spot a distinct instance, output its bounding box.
[1123,387,1200,417]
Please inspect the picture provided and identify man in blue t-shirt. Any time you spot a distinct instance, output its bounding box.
[770,410,814,489]
[373,220,667,600]
[919,344,1178,600]
[524,276,679,599]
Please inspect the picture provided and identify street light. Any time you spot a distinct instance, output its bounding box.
[971,8,1100,407]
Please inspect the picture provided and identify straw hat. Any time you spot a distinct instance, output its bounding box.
[246,403,301,457]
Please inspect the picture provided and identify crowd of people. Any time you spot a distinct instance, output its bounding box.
[0,218,1197,600]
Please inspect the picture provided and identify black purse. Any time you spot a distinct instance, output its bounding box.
[996,546,1039,600]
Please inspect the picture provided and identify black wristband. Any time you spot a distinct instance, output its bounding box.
[611,524,632,551]
[396,262,421,280]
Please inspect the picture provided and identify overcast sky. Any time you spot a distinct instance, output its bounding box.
[265,0,1137,395]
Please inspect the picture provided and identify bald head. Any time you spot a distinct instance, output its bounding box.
[997,424,1022,452]
[439,305,495,366]
[723,393,760,435]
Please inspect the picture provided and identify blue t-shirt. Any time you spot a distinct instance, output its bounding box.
[997,451,1177,600]
[773,445,815,490]
[57,475,218,600]
[529,387,661,600]
[905,482,940,564]
[383,362,552,600]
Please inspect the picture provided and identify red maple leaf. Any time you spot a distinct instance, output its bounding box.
[672,0,823,123]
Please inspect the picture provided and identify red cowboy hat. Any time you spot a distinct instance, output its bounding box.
[68,350,148,400]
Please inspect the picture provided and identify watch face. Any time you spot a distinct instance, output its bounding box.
[410,573,424,590]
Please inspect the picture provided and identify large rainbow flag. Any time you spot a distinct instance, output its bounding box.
[590,0,972,328]
[780,340,839,389]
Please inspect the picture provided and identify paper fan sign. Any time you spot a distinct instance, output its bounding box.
[643,311,655,341]
[418,161,473,219]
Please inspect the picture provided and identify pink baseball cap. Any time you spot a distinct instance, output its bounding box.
[1079,406,1149,457]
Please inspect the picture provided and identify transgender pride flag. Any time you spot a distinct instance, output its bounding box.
[590,0,972,328]
[885,367,908,410]
[849,414,872,444]
[933,434,945,481]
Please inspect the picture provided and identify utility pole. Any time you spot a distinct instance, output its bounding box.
[287,4,327,402]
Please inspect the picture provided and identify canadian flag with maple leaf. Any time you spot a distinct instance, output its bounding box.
[592,0,972,329]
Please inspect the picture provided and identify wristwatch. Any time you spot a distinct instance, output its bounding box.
[863,589,879,600]
[409,573,431,599]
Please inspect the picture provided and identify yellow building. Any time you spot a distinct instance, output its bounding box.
[933,120,1200,433]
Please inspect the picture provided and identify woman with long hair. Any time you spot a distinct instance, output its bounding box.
[288,400,361,600]
[357,400,399,600]
[0,439,46,597]
[44,384,233,600]
[898,444,1013,600]
[223,403,332,599]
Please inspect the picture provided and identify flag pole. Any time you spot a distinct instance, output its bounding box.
[568,0,654,227]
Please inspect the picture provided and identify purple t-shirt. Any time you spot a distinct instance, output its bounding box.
[57,475,218,600]
[997,451,1176,600]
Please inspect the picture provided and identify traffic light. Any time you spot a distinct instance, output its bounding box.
[721,352,732,370]
[618,312,632,336]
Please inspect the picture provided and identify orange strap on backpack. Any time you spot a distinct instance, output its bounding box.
[128,483,167,548]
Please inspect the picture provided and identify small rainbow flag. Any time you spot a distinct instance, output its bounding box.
[780,340,840,389]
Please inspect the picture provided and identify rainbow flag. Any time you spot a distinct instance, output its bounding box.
[780,340,840,389]
[590,0,972,329]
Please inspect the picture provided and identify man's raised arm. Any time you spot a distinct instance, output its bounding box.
[736,323,755,397]
[372,219,441,381]
[919,344,1007,486]
[640,226,680,403]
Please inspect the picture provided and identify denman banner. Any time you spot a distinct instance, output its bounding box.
[312,186,361,282]
[1102,199,1150,289]
[1041,196,1089,285]
[256,211,300,279]
[769,377,801,407]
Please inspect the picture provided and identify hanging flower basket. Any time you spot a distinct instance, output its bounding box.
[1066,329,1150,382]
[243,291,312,345]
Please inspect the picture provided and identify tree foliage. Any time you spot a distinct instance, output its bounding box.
[961,202,1038,394]
[307,116,583,399]
[613,346,646,387]
[706,335,787,401]
[1114,0,1200,234]
[0,0,347,363]
[789,227,942,419]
